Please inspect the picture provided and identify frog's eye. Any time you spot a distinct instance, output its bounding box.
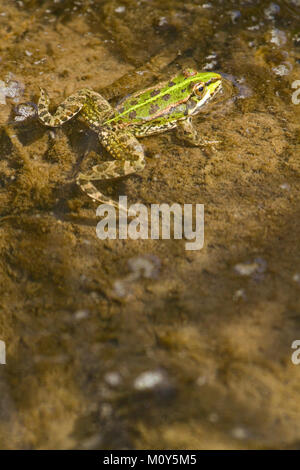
[193,83,205,96]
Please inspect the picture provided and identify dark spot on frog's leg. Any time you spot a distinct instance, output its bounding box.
[39,110,48,118]
[129,111,137,119]
[181,88,186,93]
[118,107,125,114]
[149,104,160,115]
[150,89,160,97]
[129,100,138,106]
[168,81,175,87]
[163,93,171,101]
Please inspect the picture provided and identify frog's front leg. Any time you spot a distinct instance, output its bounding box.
[77,128,145,211]
[176,118,220,147]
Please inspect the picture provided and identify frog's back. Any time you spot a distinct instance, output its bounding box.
[106,73,194,126]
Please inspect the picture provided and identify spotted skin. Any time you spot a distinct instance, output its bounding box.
[37,70,222,210]
[38,88,144,210]
[77,128,145,211]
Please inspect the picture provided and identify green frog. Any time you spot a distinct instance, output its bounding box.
[37,68,222,210]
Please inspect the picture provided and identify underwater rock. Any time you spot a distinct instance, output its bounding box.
[134,370,166,391]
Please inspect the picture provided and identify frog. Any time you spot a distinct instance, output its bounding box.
[37,68,222,211]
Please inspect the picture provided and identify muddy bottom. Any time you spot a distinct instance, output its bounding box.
[0,0,299,450]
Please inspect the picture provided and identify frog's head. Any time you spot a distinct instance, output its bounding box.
[183,70,222,115]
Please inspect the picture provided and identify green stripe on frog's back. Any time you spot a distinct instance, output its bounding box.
[104,72,215,126]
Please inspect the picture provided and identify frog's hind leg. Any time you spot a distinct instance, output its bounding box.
[77,180,127,212]
[77,129,146,211]
[37,88,88,127]
[38,88,113,127]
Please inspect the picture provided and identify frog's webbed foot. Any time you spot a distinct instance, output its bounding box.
[176,118,220,147]
[77,129,146,212]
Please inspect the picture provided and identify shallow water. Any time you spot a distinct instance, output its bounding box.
[0,0,299,449]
